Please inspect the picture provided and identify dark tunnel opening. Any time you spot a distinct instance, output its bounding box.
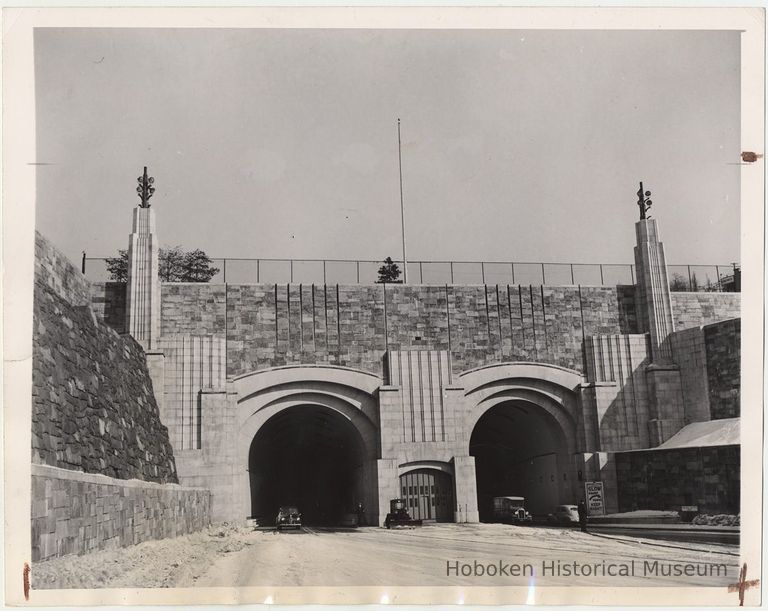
[248,404,366,526]
[470,401,571,521]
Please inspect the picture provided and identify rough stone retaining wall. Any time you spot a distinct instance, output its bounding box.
[90,282,127,333]
[705,318,741,420]
[669,326,711,424]
[668,317,741,424]
[31,233,213,561]
[615,444,740,514]
[33,278,177,483]
[35,231,91,306]
[31,463,210,562]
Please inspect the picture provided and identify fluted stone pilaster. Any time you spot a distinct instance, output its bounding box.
[634,219,675,362]
[126,206,160,350]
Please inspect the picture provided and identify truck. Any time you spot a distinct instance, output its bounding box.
[492,496,533,523]
[384,498,423,529]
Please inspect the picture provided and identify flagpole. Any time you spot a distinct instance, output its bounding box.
[397,118,408,284]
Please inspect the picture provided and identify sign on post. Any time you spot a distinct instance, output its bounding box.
[585,481,605,516]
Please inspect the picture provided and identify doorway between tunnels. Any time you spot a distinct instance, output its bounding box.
[398,468,454,522]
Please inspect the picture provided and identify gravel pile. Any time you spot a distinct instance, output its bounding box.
[691,513,740,526]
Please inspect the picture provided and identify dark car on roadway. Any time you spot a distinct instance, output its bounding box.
[547,504,580,525]
[276,506,302,530]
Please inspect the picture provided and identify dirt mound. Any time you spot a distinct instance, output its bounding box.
[31,522,262,590]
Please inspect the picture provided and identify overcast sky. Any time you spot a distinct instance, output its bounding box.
[34,28,740,269]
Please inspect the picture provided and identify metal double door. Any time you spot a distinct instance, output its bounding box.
[399,469,453,522]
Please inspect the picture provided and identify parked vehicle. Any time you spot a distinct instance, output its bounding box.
[547,504,580,524]
[492,496,533,523]
[384,498,422,529]
[276,505,302,530]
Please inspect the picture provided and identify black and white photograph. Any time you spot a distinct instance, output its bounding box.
[3,6,764,607]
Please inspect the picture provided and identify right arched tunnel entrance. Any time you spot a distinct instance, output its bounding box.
[470,400,575,521]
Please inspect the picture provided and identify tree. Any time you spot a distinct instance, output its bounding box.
[669,273,689,292]
[180,249,218,282]
[669,271,701,292]
[105,246,220,283]
[689,271,700,292]
[731,265,741,292]
[376,257,402,283]
[159,245,187,282]
[106,250,129,282]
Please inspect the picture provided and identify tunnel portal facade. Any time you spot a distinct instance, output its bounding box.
[232,360,585,526]
[97,207,741,526]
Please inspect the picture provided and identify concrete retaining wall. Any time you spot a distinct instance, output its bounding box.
[31,463,210,562]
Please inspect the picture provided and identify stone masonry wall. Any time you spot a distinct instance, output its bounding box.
[582,334,651,450]
[33,279,178,482]
[669,326,711,424]
[705,318,741,420]
[90,282,127,333]
[31,463,210,562]
[615,445,740,514]
[33,237,179,483]
[158,283,642,379]
[158,335,227,451]
[671,292,740,330]
[35,231,90,306]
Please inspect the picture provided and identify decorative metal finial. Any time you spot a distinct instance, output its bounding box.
[136,166,156,208]
[636,181,652,220]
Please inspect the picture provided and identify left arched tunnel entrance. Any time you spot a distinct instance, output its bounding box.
[248,405,366,525]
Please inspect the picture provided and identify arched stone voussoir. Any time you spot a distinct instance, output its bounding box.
[238,392,380,462]
[469,382,577,413]
[398,460,454,477]
[233,364,383,425]
[466,389,578,455]
[460,362,583,456]
[459,362,584,395]
[233,364,382,400]
[238,383,374,419]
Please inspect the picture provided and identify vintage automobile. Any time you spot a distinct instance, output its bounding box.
[384,498,422,529]
[492,496,533,523]
[276,506,302,530]
[547,504,580,524]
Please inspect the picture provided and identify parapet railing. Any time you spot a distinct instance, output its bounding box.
[81,256,740,292]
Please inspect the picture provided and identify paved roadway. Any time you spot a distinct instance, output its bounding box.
[586,524,739,545]
[195,522,739,588]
